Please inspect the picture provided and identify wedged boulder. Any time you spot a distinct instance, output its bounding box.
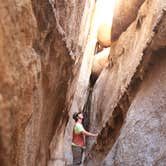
[111,0,145,41]
[97,24,111,47]
[91,48,110,78]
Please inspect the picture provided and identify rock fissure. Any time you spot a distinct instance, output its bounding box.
[1,0,166,166]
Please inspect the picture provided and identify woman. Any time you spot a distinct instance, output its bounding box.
[72,112,98,166]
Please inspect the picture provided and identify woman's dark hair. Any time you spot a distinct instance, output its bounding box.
[72,112,81,122]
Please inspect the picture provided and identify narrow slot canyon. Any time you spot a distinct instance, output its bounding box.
[0,0,166,166]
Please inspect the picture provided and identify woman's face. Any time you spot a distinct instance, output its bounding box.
[78,113,84,120]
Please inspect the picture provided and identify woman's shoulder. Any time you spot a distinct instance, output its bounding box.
[75,122,83,126]
[74,122,85,132]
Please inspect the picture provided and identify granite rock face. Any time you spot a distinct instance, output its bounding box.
[0,0,89,166]
[85,0,166,165]
[103,49,166,166]
[111,0,145,41]
[0,1,39,166]
[1,0,166,166]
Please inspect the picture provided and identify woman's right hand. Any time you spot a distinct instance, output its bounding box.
[93,133,98,137]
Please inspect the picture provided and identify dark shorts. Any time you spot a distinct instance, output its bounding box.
[71,145,83,166]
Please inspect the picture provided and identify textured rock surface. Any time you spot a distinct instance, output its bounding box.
[97,24,111,47]
[111,0,145,41]
[0,0,89,166]
[0,1,39,166]
[1,0,166,166]
[85,0,166,165]
[92,48,109,78]
[103,49,166,166]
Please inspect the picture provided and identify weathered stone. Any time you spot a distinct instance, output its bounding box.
[91,48,109,78]
[1,0,166,166]
[111,0,145,41]
[0,1,38,166]
[103,49,166,166]
[97,24,111,47]
[0,0,89,166]
[85,0,166,165]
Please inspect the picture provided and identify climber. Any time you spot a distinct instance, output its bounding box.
[72,112,98,166]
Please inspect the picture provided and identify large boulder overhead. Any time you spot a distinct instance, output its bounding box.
[92,48,109,78]
[97,24,112,47]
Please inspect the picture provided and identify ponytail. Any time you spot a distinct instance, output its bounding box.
[72,112,78,122]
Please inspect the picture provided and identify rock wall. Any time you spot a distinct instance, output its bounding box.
[1,0,166,166]
[103,48,166,166]
[0,0,90,166]
[111,0,145,41]
[85,0,166,165]
[0,1,39,166]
